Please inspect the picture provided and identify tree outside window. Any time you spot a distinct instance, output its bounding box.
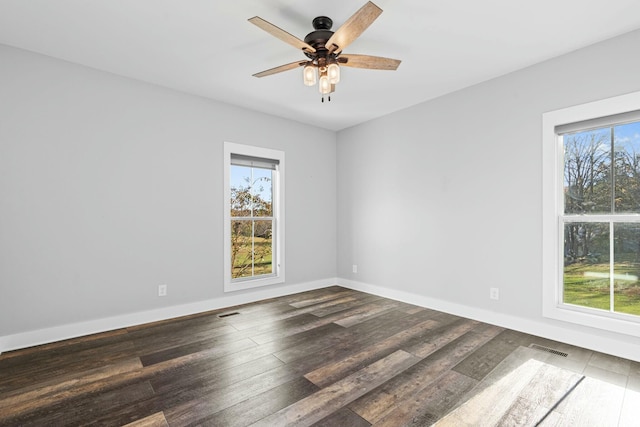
[224,142,284,292]
[230,164,274,279]
[562,121,640,316]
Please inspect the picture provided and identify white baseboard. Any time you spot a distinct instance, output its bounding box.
[338,278,640,363]
[0,278,337,354]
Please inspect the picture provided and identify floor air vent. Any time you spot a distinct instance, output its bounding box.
[529,344,568,358]
[217,312,240,318]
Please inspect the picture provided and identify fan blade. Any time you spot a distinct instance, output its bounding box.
[249,16,316,53]
[253,60,308,78]
[325,2,382,55]
[338,54,401,70]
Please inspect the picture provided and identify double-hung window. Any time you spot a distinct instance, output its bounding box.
[223,142,285,291]
[543,91,640,336]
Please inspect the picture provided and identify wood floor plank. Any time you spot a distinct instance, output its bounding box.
[304,319,439,387]
[122,411,169,427]
[232,296,341,322]
[0,328,129,360]
[182,311,339,348]
[2,380,158,426]
[125,311,229,336]
[250,350,420,427]
[1,339,282,422]
[332,301,403,328]
[1,351,204,423]
[274,309,439,364]
[349,323,503,423]
[149,321,343,387]
[442,347,585,425]
[548,376,625,426]
[249,302,387,345]
[498,396,551,427]
[269,329,353,364]
[130,324,239,356]
[516,361,584,409]
[225,296,360,331]
[327,306,417,337]
[221,289,353,321]
[278,286,353,305]
[403,317,481,358]
[0,357,143,417]
[149,354,284,395]
[234,313,327,343]
[372,370,477,427]
[619,375,640,427]
[288,289,362,308]
[161,363,309,425]
[272,327,364,365]
[401,305,429,315]
[279,311,472,381]
[451,328,532,381]
[311,408,371,427]
[0,339,138,393]
[435,356,585,427]
[265,322,350,360]
[307,296,390,318]
[0,332,133,369]
[127,319,234,344]
[193,377,319,427]
[139,336,257,366]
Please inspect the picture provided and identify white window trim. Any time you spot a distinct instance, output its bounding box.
[543,90,640,337]
[223,142,285,292]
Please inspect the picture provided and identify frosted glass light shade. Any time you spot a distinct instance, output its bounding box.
[303,64,316,86]
[328,63,340,84]
[319,75,331,95]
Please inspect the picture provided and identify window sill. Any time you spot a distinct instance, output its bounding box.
[543,301,640,338]
[224,274,285,292]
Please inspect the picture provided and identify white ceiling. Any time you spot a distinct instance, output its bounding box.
[2,1,640,131]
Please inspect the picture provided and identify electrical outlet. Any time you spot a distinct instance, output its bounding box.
[158,284,167,297]
[352,264,358,273]
[490,287,499,300]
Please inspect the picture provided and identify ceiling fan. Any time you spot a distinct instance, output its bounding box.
[249,1,401,102]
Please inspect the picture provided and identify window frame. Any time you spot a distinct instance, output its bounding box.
[542,90,640,337]
[223,142,285,292]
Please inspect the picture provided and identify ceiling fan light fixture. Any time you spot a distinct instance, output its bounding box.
[328,62,340,84]
[250,2,401,102]
[303,63,317,86]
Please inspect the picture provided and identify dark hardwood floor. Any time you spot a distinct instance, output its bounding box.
[1,286,638,426]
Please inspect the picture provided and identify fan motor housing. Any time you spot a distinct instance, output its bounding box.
[304,16,334,59]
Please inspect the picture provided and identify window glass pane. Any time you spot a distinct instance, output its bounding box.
[253,220,273,276]
[230,165,272,218]
[613,223,640,316]
[563,129,611,214]
[230,165,251,217]
[563,222,610,310]
[614,121,640,213]
[252,168,273,217]
[231,220,252,278]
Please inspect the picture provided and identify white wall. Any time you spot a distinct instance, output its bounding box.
[337,29,640,360]
[0,44,337,349]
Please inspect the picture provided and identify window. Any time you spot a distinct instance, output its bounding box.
[543,91,640,337]
[223,142,284,291]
